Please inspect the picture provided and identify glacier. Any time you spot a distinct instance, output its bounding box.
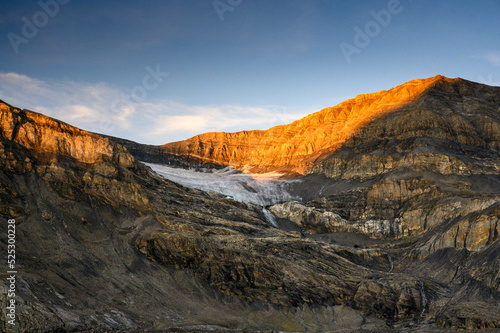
[144,163,300,206]
[144,162,301,226]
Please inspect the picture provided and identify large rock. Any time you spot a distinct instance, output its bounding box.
[269,201,405,237]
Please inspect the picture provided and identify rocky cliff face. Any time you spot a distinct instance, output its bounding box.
[157,75,499,330]
[0,101,437,331]
[263,77,500,330]
[312,78,500,179]
[294,77,500,245]
[0,103,135,168]
[161,75,462,175]
[1,74,499,332]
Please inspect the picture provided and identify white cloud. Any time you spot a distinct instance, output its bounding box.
[149,115,208,136]
[0,72,129,129]
[0,72,308,144]
[138,101,307,142]
[472,52,500,67]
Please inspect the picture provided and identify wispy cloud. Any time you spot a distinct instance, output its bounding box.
[0,72,133,130]
[472,52,500,67]
[140,102,303,140]
[0,72,307,144]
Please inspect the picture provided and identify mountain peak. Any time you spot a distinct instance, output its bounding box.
[160,75,471,176]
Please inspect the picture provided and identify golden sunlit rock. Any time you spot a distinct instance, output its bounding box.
[1,75,498,331]
[162,75,458,175]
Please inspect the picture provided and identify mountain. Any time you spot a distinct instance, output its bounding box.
[0,101,426,331]
[160,75,488,176]
[0,75,499,331]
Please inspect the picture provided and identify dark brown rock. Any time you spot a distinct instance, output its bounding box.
[0,74,499,331]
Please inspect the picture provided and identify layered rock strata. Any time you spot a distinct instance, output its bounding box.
[1,74,499,331]
[160,76,471,175]
[0,101,434,331]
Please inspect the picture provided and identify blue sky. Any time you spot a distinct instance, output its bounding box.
[0,0,499,144]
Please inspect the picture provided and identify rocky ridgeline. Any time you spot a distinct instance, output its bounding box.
[0,101,153,216]
[0,100,431,331]
[0,75,499,331]
[312,79,500,179]
[0,102,136,168]
[161,75,458,175]
[281,78,500,251]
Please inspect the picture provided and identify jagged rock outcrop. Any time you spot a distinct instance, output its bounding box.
[269,201,405,237]
[0,103,135,168]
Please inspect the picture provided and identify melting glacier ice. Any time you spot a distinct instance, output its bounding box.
[144,162,301,206]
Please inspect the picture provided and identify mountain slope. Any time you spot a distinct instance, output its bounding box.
[1,74,499,331]
[289,75,500,241]
[0,101,430,331]
[161,75,462,175]
[156,75,500,329]
[264,77,500,330]
[313,76,500,179]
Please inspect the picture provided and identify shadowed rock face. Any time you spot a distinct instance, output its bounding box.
[313,77,500,179]
[0,75,499,332]
[0,101,424,331]
[264,77,500,330]
[294,78,500,247]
